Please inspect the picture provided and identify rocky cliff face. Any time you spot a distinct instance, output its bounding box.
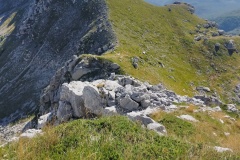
[0,0,116,123]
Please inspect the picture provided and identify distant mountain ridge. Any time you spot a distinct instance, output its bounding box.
[213,9,240,35]
[145,0,240,18]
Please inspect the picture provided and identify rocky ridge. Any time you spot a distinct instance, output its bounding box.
[25,55,238,137]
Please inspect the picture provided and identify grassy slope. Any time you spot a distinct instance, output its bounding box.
[1,116,189,160]
[1,115,239,160]
[151,106,240,159]
[103,0,240,102]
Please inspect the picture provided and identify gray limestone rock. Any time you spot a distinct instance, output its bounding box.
[225,39,237,54]
[178,115,199,122]
[141,99,151,109]
[82,85,104,116]
[20,129,42,138]
[227,104,238,113]
[215,43,221,52]
[147,122,167,136]
[196,86,211,92]
[37,113,52,129]
[60,82,87,118]
[194,95,222,106]
[218,30,225,35]
[214,146,233,153]
[131,115,154,126]
[194,36,201,41]
[105,80,122,91]
[72,65,93,80]
[103,106,117,116]
[57,101,73,123]
[119,94,139,111]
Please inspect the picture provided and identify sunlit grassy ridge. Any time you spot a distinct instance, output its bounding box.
[0,116,189,160]
[103,0,240,101]
[1,115,239,160]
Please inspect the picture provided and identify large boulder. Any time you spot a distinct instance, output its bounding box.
[57,101,73,123]
[218,30,225,35]
[82,85,104,116]
[105,80,122,91]
[60,81,87,118]
[225,39,237,54]
[72,66,93,80]
[119,94,139,111]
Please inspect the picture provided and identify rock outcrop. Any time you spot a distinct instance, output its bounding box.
[0,0,117,123]
[225,39,238,55]
[173,2,195,14]
[36,54,228,135]
[39,56,121,116]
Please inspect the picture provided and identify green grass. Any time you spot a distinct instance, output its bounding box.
[1,116,189,160]
[103,0,240,103]
[1,115,240,160]
[150,108,240,158]
[158,113,195,138]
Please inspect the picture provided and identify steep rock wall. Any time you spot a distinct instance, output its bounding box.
[0,0,116,123]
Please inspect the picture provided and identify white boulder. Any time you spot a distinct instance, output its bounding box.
[214,146,233,153]
[38,113,52,129]
[178,115,198,122]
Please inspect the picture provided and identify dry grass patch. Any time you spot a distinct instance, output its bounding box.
[222,134,240,153]
[235,120,240,129]
[185,104,197,113]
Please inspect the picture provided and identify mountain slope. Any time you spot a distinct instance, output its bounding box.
[0,1,240,159]
[103,0,240,103]
[0,0,116,122]
[1,0,240,123]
